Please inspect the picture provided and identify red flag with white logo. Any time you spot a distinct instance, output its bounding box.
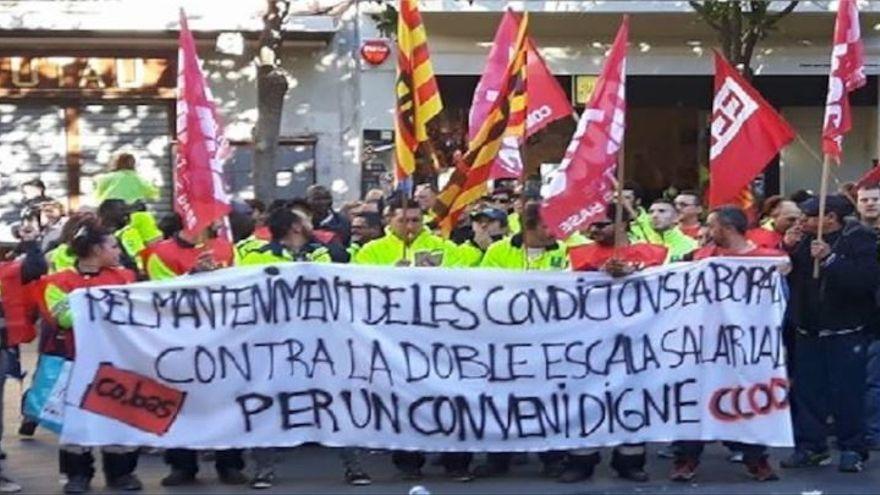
[540,16,628,240]
[821,0,866,161]
[175,9,231,236]
[709,52,794,208]
[469,10,573,180]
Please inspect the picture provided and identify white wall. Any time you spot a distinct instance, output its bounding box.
[201,35,361,201]
[780,106,878,195]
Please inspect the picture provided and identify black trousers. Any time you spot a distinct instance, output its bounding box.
[391,451,472,472]
[568,445,646,473]
[791,331,868,454]
[61,449,138,481]
[164,449,245,475]
[483,451,565,469]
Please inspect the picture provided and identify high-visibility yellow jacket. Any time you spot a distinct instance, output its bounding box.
[480,233,569,270]
[234,237,268,265]
[239,241,333,265]
[94,169,159,204]
[354,229,463,267]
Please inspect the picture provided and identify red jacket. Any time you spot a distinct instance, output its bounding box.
[146,236,234,280]
[0,261,37,346]
[692,244,785,260]
[39,266,136,358]
[746,228,783,250]
[570,243,669,272]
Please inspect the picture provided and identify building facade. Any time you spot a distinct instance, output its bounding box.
[1,0,879,240]
[357,1,880,201]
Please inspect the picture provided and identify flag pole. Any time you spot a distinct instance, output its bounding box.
[613,149,626,252]
[813,154,832,278]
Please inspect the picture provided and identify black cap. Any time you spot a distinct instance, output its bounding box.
[799,194,854,219]
[470,207,508,226]
[22,178,46,190]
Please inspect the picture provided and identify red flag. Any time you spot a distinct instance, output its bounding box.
[540,16,628,240]
[709,52,795,208]
[821,0,866,161]
[469,10,573,180]
[857,163,880,188]
[175,10,231,236]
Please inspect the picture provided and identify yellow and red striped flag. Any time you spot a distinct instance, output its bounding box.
[432,12,529,236]
[395,0,443,187]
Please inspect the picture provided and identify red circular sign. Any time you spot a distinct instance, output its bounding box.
[361,39,391,66]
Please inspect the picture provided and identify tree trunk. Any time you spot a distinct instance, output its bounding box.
[253,0,290,203]
[254,65,289,202]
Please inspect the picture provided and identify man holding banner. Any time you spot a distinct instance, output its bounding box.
[240,206,371,488]
[474,201,568,479]
[562,202,667,483]
[145,225,244,488]
[355,193,471,481]
[671,205,784,483]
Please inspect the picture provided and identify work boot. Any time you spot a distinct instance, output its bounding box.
[557,453,599,483]
[160,470,196,487]
[780,450,831,469]
[670,458,698,482]
[745,457,779,481]
[63,475,91,494]
[106,474,143,491]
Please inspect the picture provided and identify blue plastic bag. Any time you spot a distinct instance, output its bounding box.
[23,354,72,434]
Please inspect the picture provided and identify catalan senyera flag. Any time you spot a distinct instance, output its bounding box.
[432,13,529,236]
[395,0,443,186]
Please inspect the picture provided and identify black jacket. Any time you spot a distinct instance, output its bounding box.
[787,220,880,334]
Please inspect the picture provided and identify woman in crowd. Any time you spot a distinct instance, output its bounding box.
[37,222,141,494]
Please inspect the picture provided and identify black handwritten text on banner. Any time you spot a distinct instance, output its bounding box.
[62,258,792,450]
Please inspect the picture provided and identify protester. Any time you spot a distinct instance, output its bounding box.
[355,193,461,269]
[622,182,652,241]
[671,206,784,482]
[474,201,567,479]
[20,178,52,213]
[631,198,698,261]
[568,203,667,273]
[782,195,878,472]
[563,203,665,483]
[157,213,183,240]
[857,184,880,231]
[92,153,159,205]
[45,212,98,274]
[0,223,47,494]
[95,200,144,273]
[747,199,802,249]
[348,211,384,259]
[414,182,438,228]
[306,185,351,246]
[354,193,470,481]
[240,208,346,265]
[858,184,880,451]
[674,190,703,239]
[144,224,243,487]
[240,207,370,488]
[458,207,509,267]
[37,222,141,493]
[229,206,266,264]
[37,201,66,251]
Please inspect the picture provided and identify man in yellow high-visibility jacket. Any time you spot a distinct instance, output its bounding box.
[354,193,472,482]
[473,201,568,479]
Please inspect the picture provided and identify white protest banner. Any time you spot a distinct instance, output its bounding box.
[61,258,792,451]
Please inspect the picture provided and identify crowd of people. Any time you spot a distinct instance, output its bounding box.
[0,153,878,493]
